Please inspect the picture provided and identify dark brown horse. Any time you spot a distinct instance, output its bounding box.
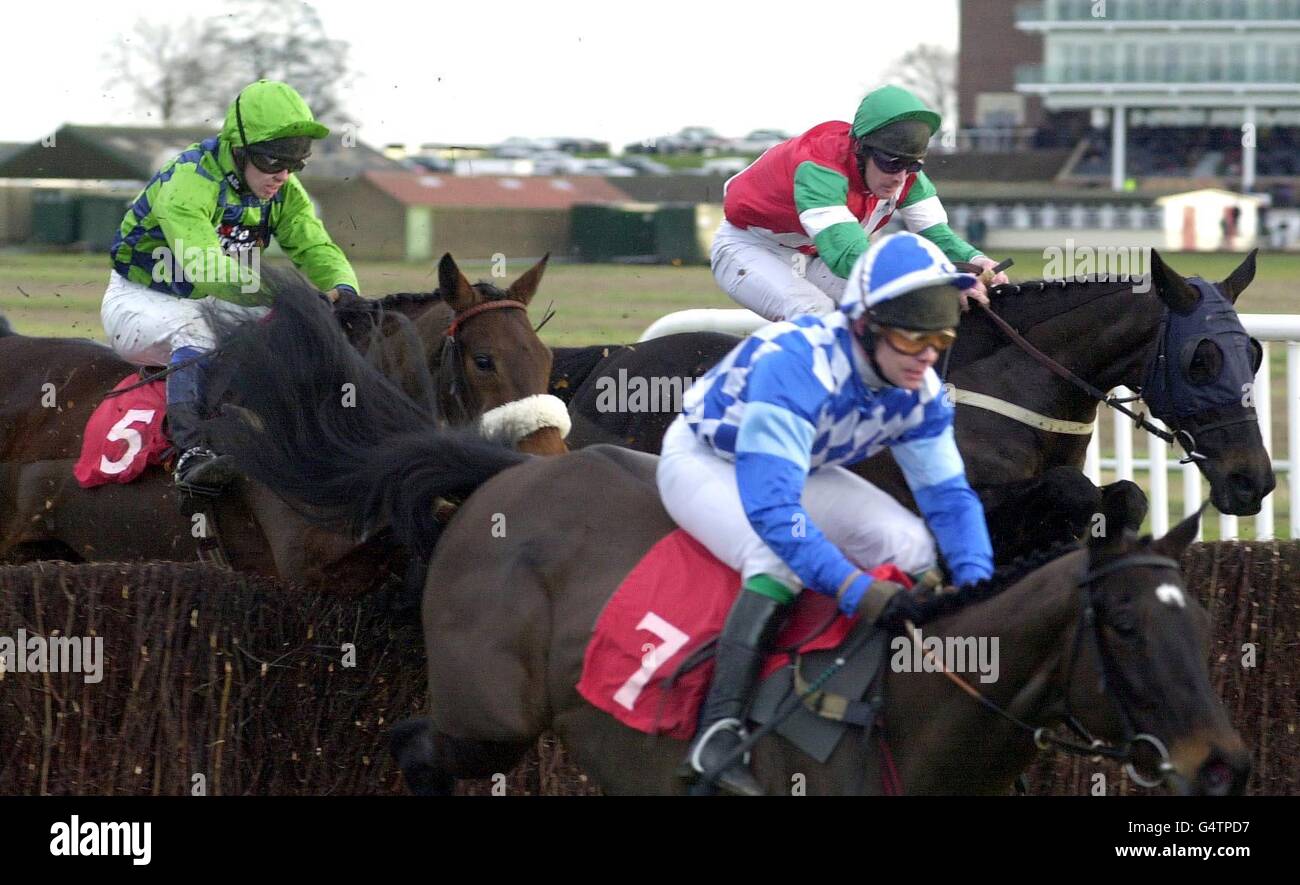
[0,254,566,592]
[197,347,1250,795]
[549,250,1273,561]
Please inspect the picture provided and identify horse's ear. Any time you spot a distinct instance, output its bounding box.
[438,253,479,313]
[1151,504,1204,559]
[1219,248,1258,305]
[507,253,549,306]
[1087,523,1131,554]
[1149,249,1200,314]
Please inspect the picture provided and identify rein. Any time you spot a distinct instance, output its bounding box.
[901,550,1183,789]
[972,298,1215,462]
[977,298,1180,441]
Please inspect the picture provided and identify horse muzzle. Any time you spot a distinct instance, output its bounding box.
[1163,736,1252,796]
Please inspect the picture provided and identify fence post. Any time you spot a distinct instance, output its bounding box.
[1255,341,1274,539]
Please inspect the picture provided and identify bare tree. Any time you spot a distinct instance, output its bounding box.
[105,0,353,129]
[106,19,219,125]
[203,0,354,125]
[893,44,957,131]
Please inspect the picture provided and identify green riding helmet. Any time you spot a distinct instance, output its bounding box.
[222,80,330,163]
[852,85,942,161]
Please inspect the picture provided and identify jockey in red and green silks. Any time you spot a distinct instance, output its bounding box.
[103,79,360,489]
[713,84,1009,322]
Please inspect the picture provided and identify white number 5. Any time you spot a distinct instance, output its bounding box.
[613,612,690,711]
[100,409,156,475]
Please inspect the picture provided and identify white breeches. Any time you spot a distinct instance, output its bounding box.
[101,272,268,366]
[710,220,847,322]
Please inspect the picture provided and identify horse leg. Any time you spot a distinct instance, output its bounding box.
[1100,479,1149,533]
[978,466,1104,561]
[388,718,533,796]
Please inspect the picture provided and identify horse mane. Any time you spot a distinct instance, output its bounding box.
[0,313,13,337]
[331,279,517,330]
[949,276,1140,370]
[914,540,1083,626]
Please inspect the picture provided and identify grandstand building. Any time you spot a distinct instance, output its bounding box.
[960,0,1300,195]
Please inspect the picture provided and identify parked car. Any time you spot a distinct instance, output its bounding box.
[617,155,671,175]
[729,129,789,153]
[698,157,751,176]
[573,157,636,177]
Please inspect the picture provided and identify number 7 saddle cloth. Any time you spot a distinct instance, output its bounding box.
[576,528,909,739]
[73,374,170,489]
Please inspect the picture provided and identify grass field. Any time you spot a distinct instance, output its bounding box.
[1,247,1295,539]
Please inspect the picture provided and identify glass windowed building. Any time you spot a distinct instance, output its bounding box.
[1011,0,1300,189]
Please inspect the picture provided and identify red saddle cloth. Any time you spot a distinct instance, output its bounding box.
[73,375,170,489]
[577,528,910,739]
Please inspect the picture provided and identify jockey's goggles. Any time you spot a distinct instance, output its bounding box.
[246,150,307,175]
[871,324,956,356]
[869,149,924,175]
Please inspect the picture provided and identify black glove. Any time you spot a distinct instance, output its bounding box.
[867,583,924,632]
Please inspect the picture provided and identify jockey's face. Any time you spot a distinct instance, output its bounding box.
[864,154,907,199]
[871,329,939,390]
[242,160,292,200]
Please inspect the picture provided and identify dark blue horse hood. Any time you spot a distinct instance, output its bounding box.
[1142,278,1259,420]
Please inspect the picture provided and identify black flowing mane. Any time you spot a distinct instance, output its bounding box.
[951,276,1138,368]
[913,540,1083,626]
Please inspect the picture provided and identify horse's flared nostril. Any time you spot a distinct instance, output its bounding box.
[1197,749,1251,796]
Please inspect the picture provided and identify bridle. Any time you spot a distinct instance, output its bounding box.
[907,549,1183,788]
[438,300,528,423]
[971,286,1255,465]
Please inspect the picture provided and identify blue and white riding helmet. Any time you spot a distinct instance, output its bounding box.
[839,232,975,332]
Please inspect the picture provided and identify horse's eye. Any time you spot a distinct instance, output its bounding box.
[1184,339,1223,386]
[1248,337,1264,375]
[473,354,495,371]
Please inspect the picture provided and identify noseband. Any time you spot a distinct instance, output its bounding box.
[905,550,1183,788]
[1061,552,1183,788]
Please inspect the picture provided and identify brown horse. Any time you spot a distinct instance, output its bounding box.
[0,254,566,593]
[197,352,1250,794]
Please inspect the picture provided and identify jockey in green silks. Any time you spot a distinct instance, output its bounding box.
[712,84,1009,322]
[104,79,360,489]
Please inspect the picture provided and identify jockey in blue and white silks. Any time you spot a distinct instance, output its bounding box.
[657,230,994,796]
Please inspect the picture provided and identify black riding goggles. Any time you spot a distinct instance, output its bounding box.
[869,149,924,175]
[246,151,308,175]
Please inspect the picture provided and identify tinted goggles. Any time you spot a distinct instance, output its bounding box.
[872,324,957,355]
[246,151,307,175]
[869,149,924,175]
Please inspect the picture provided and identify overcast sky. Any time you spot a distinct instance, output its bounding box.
[10,0,959,151]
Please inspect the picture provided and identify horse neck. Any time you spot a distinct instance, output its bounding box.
[879,551,1086,795]
[970,284,1165,415]
[1040,283,1165,394]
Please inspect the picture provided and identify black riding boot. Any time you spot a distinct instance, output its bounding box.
[685,589,786,796]
[168,403,236,490]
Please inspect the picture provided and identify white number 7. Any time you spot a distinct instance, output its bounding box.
[613,612,690,711]
[100,409,156,475]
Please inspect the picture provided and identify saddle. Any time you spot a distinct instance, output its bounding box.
[73,370,232,569]
[577,529,900,762]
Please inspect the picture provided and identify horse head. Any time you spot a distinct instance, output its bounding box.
[1058,509,1251,795]
[434,253,569,455]
[1145,249,1275,515]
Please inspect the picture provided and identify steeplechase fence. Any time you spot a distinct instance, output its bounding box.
[2,541,1295,795]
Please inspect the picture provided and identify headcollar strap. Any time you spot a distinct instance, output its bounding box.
[446,299,526,339]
